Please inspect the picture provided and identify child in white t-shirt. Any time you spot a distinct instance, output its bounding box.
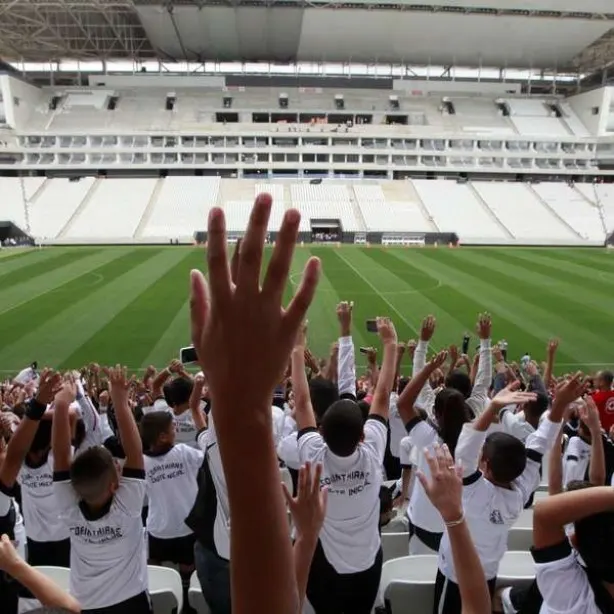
[141,410,204,606]
[52,369,150,614]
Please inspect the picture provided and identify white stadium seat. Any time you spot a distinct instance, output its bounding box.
[381,531,410,562]
[32,565,71,590]
[379,555,439,614]
[148,565,183,614]
[497,551,536,590]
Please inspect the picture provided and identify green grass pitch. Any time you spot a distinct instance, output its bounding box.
[1,245,613,375]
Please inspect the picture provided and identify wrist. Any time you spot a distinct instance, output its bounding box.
[26,398,47,420]
[441,508,464,524]
[340,326,351,337]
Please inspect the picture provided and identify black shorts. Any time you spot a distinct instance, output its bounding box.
[26,536,71,566]
[83,591,152,614]
[148,533,195,566]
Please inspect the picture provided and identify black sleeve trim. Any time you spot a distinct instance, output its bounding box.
[25,398,47,421]
[297,426,318,440]
[565,454,579,462]
[0,480,16,497]
[526,449,543,464]
[53,471,71,482]
[463,470,482,486]
[405,416,423,434]
[531,540,572,564]
[122,467,146,480]
[367,414,388,426]
[196,427,208,440]
[400,464,413,470]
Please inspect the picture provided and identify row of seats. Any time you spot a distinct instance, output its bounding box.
[23,88,591,137]
[1,176,609,244]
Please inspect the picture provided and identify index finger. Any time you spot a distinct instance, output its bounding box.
[206,208,232,307]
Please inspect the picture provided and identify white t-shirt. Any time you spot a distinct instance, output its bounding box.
[144,443,203,539]
[563,436,591,488]
[399,436,413,468]
[439,418,559,582]
[53,468,147,609]
[196,426,231,560]
[534,540,606,614]
[404,419,444,534]
[18,452,70,542]
[389,393,405,459]
[297,415,387,574]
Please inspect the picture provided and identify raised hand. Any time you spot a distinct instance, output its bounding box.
[417,444,463,523]
[448,344,459,365]
[35,369,62,405]
[580,395,602,434]
[547,338,559,356]
[0,534,21,572]
[283,462,327,541]
[489,382,537,410]
[476,312,492,340]
[553,372,587,411]
[190,193,320,411]
[377,316,397,346]
[168,359,184,374]
[106,365,133,408]
[336,301,353,337]
[428,349,448,371]
[54,375,77,407]
[420,315,436,342]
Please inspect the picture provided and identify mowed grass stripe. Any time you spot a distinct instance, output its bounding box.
[0,248,100,289]
[63,249,205,368]
[292,247,343,359]
[0,248,159,348]
[393,249,589,366]
[355,248,470,345]
[505,249,614,286]
[0,248,69,278]
[0,250,190,370]
[0,249,140,317]
[541,249,614,277]
[384,248,563,361]
[451,249,614,342]
[310,248,412,352]
[480,250,614,310]
[0,248,37,261]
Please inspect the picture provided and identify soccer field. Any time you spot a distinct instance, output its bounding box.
[0,245,613,375]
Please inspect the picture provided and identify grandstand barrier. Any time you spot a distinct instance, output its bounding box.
[0,221,34,247]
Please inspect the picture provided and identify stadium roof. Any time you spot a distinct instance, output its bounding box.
[1,0,614,74]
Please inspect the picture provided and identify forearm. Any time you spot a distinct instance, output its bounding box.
[151,368,170,398]
[397,363,435,423]
[472,406,497,432]
[534,487,614,549]
[292,534,318,611]
[189,385,207,431]
[544,354,555,388]
[0,398,46,486]
[401,467,412,501]
[216,412,298,614]
[114,402,142,468]
[52,402,72,472]
[292,349,316,429]
[7,559,81,612]
[548,429,564,496]
[448,522,491,614]
[371,343,396,416]
[337,336,356,397]
[589,430,606,486]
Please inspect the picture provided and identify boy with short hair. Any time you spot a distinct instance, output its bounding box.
[433,375,583,614]
[294,317,398,614]
[52,368,150,614]
[141,410,203,607]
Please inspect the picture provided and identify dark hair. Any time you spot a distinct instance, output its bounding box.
[524,393,549,420]
[566,480,593,491]
[398,377,410,395]
[29,419,52,454]
[27,609,74,614]
[163,376,193,408]
[357,400,370,424]
[309,377,339,424]
[445,370,472,399]
[482,432,526,483]
[140,411,174,450]
[433,388,470,456]
[320,399,363,457]
[379,485,393,517]
[70,446,116,501]
[575,511,614,582]
[73,419,86,450]
[599,371,614,387]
